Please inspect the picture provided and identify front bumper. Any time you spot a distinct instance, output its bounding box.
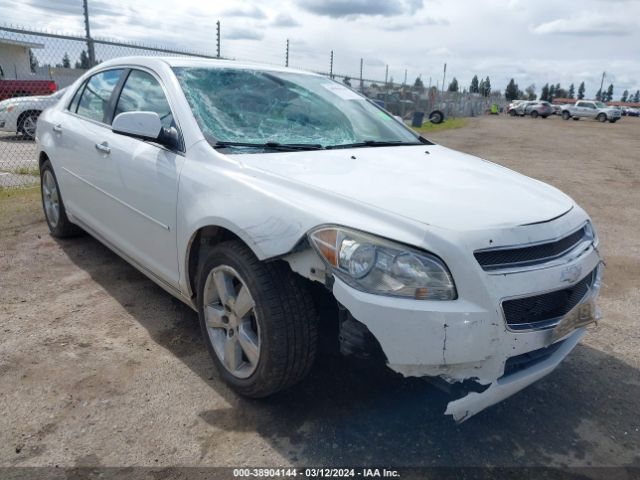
[331,212,602,421]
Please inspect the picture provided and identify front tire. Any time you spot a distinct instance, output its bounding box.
[562,111,571,120]
[40,160,82,238]
[597,113,607,123]
[530,110,539,118]
[197,241,318,398]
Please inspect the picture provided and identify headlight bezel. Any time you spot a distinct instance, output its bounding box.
[308,225,457,301]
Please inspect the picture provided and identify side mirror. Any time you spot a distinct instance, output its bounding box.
[393,115,404,123]
[113,111,162,141]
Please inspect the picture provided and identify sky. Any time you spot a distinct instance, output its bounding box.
[0,0,639,98]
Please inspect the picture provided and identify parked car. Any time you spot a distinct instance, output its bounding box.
[561,100,621,123]
[36,58,603,422]
[507,100,531,116]
[0,87,67,139]
[524,101,553,118]
[622,107,639,117]
[0,78,57,101]
[550,104,563,115]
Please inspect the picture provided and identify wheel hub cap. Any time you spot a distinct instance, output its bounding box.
[42,170,60,228]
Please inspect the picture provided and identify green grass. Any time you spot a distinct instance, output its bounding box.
[10,166,40,176]
[412,117,467,134]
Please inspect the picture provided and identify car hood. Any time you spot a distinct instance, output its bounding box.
[235,145,574,231]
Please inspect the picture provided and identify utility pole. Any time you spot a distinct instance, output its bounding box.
[442,63,447,94]
[216,20,221,58]
[403,69,407,85]
[285,39,289,67]
[82,0,95,67]
[359,58,363,91]
[384,64,388,85]
[599,71,606,99]
[329,50,333,78]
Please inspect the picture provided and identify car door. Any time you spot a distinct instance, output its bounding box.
[94,68,186,286]
[51,69,126,234]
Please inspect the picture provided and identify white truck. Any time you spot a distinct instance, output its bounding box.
[561,100,621,123]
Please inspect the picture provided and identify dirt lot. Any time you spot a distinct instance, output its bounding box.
[1,115,639,472]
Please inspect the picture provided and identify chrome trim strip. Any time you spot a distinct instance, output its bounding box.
[62,167,170,231]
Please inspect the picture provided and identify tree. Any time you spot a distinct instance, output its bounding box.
[342,76,351,87]
[540,83,550,102]
[413,76,424,91]
[605,84,614,102]
[595,88,602,101]
[62,53,71,69]
[29,49,38,73]
[577,81,585,100]
[479,76,491,97]
[447,77,459,92]
[568,83,575,99]
[621,90,629,102]
[505,78,519,101]
[470,75,479,94]
[633,90,640,103]
[75,50,90,69]
[525,84,536,100]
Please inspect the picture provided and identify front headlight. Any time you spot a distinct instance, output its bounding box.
[308,226,457,300]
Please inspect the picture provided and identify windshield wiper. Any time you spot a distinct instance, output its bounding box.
[213,141,325,151]
[325,140,423,150]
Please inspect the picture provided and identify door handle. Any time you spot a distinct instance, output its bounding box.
[53,124,62,133]
[95,141,111,154]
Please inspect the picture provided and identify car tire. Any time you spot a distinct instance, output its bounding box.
[530,110,539,118]
[541,115,548,119]
[597,113,607,123]
[562,111,571,120]
[197,240,318,398]
[40,160,82,238]
[609,119,617,123]
[509,109,516,117]
[429,110,444,124]
[573,117,580,121]
[18,110,41,140]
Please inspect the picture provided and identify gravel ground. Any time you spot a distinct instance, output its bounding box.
[0,115,639,471]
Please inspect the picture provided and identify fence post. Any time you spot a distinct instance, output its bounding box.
[329,50,333,78]
[216,20,221,58]
[285,39,289,67]
[82,0,95,66]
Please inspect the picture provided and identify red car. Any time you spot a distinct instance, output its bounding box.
[0,79,57,101]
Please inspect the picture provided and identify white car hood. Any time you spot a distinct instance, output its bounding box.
[236,144,573,231]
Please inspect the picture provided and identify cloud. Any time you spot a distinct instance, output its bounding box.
[381,17,449,31]
[295,0,423,18]
[221,5,267,19]
[532,15,633,36]
[225,27,264,41]
[271,13,301,27]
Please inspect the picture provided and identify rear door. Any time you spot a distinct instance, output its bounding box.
[51,69,125,231]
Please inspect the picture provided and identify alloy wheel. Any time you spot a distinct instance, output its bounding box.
[42,169,60,228]
[203,265,260,379]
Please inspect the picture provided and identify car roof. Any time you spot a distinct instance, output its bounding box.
[94,56,319,77]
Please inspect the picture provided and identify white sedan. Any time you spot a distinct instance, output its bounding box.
[0,87,67,139]
[35,57,602,421]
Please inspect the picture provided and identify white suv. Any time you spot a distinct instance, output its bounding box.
[35,57,602,421]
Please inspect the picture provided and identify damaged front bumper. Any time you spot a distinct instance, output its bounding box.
[330,240,602,422]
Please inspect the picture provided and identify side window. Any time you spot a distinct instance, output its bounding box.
[76,69,124,123]
[68,81,85,113]
[114,70,174,130]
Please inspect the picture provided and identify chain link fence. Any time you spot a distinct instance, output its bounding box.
[0,25,504,188]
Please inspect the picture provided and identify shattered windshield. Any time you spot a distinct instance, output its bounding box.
[172,67,420,152]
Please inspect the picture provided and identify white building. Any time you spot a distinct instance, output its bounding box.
[0,38,44,80]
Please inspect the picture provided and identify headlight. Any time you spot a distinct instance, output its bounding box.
[308,226,457,300]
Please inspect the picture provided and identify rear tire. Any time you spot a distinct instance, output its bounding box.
[429,110,444,124]
[40,160,82,238]
[197,241,318,398]
[18,111,41,140]
[530,110,539,118]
